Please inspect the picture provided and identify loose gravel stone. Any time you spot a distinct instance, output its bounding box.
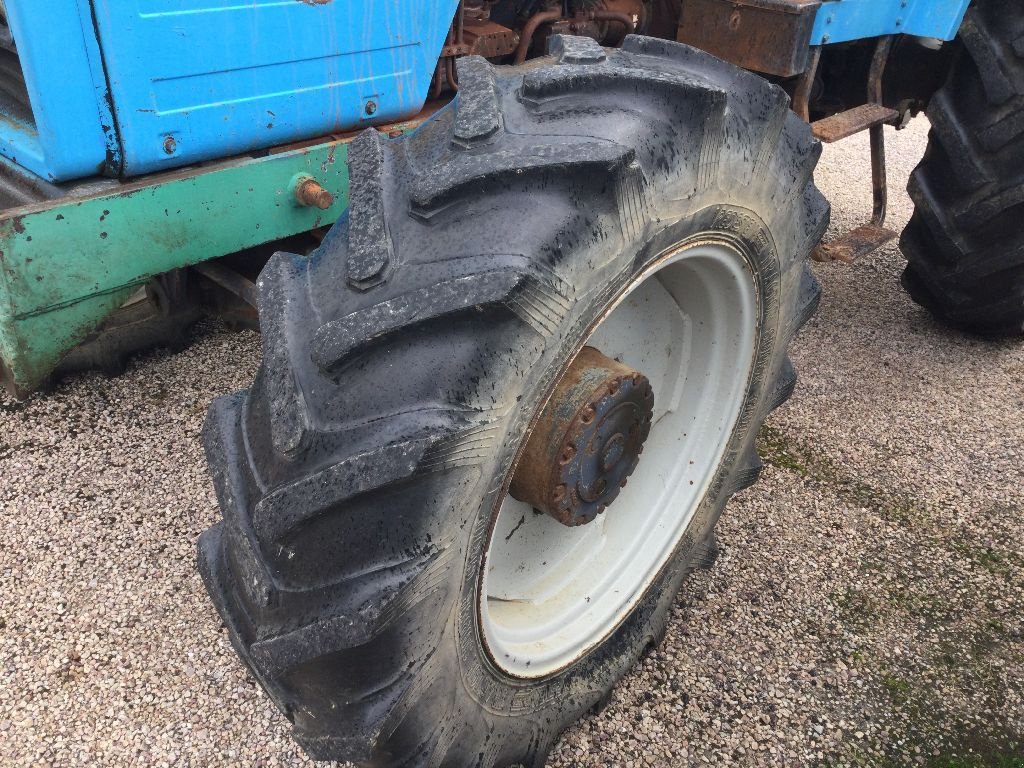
[1,119,1021,767]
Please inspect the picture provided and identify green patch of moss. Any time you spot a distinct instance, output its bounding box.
[927,756,1024,768]
[949,542,1024,579]
[888,585,953,624]
[757,424,809,476]
[832,588,879,629]
[882,675,913,704]
[755,424,930,529]
[838,752,1024,768]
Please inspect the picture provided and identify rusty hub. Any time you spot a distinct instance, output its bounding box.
[510,346,654,526]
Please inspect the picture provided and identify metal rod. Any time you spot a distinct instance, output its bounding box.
[446,56,459,92]
[867,35,894,104]
[867,36,894,226]
[514,8,565,64]
[192,262,259,308]
[431,59,444,98]
[793,46,821,122]
[869,124,887,226]
[587,10,636,37]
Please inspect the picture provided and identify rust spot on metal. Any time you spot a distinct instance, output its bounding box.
[813,223,896,263]
[295,178,334,210]
[676,0,820,78]
[441,17,519,59]
[812,37,898,263]
[509,346,653,527]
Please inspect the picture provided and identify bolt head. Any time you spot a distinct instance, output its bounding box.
[560,444,576,464]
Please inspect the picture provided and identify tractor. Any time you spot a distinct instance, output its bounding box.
[0,0,1019,764]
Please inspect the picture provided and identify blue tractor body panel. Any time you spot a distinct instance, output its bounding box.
[0,0,982,394]
[0,0,971,181]
[0,0,118,181]
[811,0,971,45]
[89,0,460,176]
[1,0,459,181]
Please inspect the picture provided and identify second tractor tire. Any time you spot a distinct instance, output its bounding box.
[901,0,1024,336]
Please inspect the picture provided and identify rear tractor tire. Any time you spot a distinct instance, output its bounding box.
[198,35,827,766]
[901,0,1024,335]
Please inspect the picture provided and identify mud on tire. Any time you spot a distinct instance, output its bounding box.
[901,0,1024,335]
[198,35,827,767]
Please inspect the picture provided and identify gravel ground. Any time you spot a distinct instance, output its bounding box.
[2,118,1022,767]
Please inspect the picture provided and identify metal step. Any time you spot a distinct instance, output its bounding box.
[811,103,900,143]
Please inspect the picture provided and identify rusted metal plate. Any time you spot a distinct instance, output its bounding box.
[464,18,520,59]
[676,0,821,78]
[811,103,900,142]
[812,223,897,263]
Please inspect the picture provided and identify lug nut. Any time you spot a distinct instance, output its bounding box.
[580,404,596,425]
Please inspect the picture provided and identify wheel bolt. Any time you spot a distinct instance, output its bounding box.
[580,404,596,424]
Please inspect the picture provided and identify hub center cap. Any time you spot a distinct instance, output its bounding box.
[510,346,654,526]
[601,434,626,472]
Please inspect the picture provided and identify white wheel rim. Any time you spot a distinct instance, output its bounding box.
[480,242,759,678]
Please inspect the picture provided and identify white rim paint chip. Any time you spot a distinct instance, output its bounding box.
[481,242,759,677]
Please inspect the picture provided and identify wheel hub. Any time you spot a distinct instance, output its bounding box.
[510,346,654,526]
